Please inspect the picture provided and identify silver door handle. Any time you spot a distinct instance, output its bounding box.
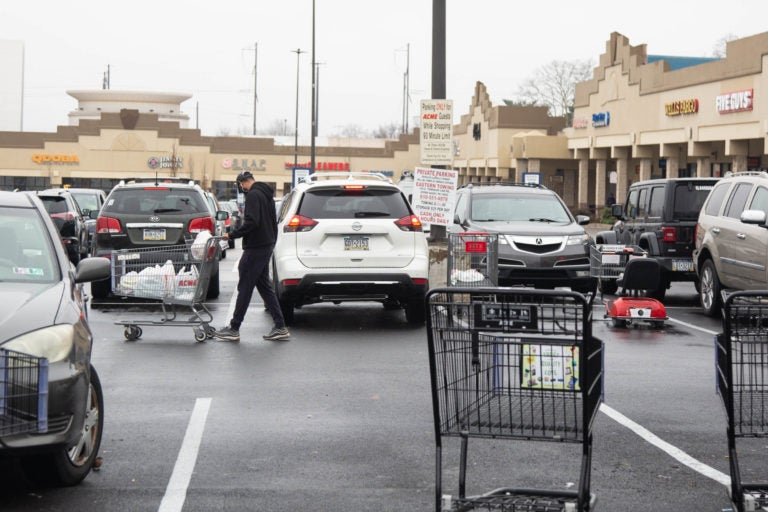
[712,227,720,234]
[737,233,746,239]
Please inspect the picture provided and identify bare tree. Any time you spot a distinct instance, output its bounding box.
[514,59,593,124]
[713,33,739,58]
[263,118,292,136]
[331,124,368,138]
[370,123,401,139]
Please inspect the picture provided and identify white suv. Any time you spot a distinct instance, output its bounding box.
[272,172,429,324]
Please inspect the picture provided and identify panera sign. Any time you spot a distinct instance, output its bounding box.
[665,99,699,116]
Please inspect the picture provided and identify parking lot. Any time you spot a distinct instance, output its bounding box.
[0,243,755,511]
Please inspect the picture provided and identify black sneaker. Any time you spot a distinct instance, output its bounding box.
[213,325,240,342]
[263,326,290,341]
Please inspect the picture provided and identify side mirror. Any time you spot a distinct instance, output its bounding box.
[611,203,624,219]
[75,256,111,283]
[741,209,767,226]
[575,214,591,225]
[453,214,461,225]
[217,210,229,221]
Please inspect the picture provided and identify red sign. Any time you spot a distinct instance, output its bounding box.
[284,161,350,171]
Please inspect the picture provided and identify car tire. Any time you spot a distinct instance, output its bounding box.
[206,265,220,299]
[90,277,111,299]
[599,279,618,295]
[405,297,426,324]
[699,259,722,317]
[22,366,104,487]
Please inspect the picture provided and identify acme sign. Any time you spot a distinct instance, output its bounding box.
[665,99,699,116]
[716,89,753,114]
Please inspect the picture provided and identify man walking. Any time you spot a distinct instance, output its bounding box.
[213,171,289,342]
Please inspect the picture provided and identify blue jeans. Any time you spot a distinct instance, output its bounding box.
[230,246,284,330]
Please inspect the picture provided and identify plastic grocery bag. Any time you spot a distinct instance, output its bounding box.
[134,260,176,298]
[174,265,199,301]
[117,271,139,293]
[191,231,212,260]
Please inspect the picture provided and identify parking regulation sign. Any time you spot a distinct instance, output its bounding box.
[419,99,453,165]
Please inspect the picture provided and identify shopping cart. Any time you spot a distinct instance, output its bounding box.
[717,291,768,512]
[589,243,644,296]
[426,287,603,511]
[110,236,221,342]
[0,348,49,437]
[447,232,499,287]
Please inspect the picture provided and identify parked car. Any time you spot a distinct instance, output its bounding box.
[219,201,241,249]
[90,177,223,300]
[272,171,429,325]
[66,187,107,255]
[694,171,768,316]
[36,189,89,264]
[449,182,594,293]
[597,177,718,298]
[203,191,229,258]
[0,190,111,486]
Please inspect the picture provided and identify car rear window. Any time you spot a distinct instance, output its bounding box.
[104,188,208,214]
[298,187,410,219]
[39,196,71,215]
[672,182,716,220]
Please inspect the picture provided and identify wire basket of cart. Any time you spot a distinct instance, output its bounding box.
[110,236,222,342]
[0,348,49,438]
[447,232,499,287]
[716,291,768,512]
[426,287,604,511]
[589,244,645,296]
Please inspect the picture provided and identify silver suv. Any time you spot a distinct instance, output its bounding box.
[272,172,429,324]
[694,171,768,316]
[449,182,593,293]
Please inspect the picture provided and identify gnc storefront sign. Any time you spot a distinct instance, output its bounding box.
[716,89,753,114]
[32,153,79,164]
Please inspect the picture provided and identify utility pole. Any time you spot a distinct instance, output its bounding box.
[431,0,447,241]
[292,48,305,172]
[402,43,410,134]
[253,42,258,135]
[310,0,316,174]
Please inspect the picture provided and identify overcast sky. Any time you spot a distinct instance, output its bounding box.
[2,0,768,138]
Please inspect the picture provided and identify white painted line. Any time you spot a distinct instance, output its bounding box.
[667,316,719,336]
[158,398,212,512]
[600,403,730,487]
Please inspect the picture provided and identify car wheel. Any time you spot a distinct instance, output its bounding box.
[699,259,722,317]
[22,366,104,487]
[599,279,618,295]
[206,265,220,299]
[90,277,111,299]
[405,297,426,324]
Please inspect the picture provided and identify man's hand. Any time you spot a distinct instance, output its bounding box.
[223,233,230,241]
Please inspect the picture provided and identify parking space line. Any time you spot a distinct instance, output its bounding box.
[667,316,719,336]
[158,398,212,512]
[600,403,730,487]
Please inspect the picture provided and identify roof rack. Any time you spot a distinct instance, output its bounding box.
[305,171,393,184]
[458,181,548,190]
[117,177,197,187]
[723,171,768,179]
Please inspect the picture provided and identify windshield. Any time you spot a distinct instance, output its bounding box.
[71,192,100,212]
[471,194,572,223]
[0,206,58,283]
[104,188,208,214]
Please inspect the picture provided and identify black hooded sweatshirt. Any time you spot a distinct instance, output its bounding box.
[228,182,277,249]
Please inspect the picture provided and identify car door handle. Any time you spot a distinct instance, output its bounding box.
[737,233,746,239]
[712,227,720,234]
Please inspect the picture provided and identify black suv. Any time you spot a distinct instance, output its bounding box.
[37,189,89,264]
[90,178,225,299]
[596,177,718,298]
[449,182,594,293]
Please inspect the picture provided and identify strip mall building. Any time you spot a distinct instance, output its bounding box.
[0,31,766,215]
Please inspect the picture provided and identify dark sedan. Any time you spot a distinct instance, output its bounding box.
[0,191,110,486]
[37,189,89,264]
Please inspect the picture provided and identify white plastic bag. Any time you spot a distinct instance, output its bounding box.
[174,265,199,301]
[134,260,175,298]
[191,231,212,260]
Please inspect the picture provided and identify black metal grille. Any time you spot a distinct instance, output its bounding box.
[0,348,48,437]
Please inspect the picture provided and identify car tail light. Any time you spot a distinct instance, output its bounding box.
[282,279,301,286]
[662,226,677,243]
[394,215,423,232]
[189,216,214,234]
[343,185,365,190]
[96,216,121,234]
[284,215,318,232]
[411,278,428,286]
[50,212,77,221]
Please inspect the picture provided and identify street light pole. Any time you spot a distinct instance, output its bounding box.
[292,48,305,171]
[310,0,316,175]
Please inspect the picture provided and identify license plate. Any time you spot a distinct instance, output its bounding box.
[671,259,694,272]
[629,308,653,318]
[143,228,166,241]
[344,236,369,251]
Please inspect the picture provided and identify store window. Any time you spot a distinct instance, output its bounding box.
[0,176,51,191]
